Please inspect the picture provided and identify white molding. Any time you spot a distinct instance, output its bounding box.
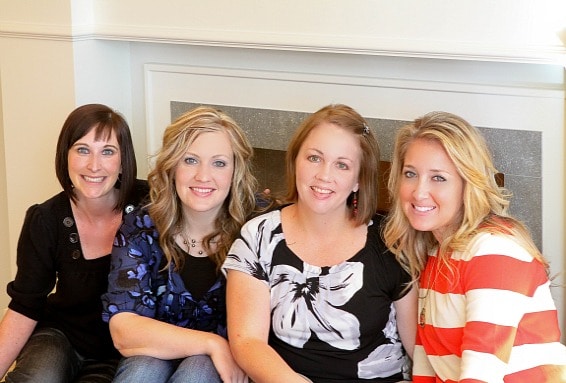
[144,64,563,154]
[2,22,565,66]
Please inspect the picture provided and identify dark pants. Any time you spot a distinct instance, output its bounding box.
[3,327,118,383]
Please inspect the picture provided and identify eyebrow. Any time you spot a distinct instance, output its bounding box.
[306,147,354,163]
[403,164,452,174]
[184,152,232,159]
[72,141,119,149]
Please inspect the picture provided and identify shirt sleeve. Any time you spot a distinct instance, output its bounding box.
[222,213,274,284]
[101,209,162,322]
[459,234,550,381]
[412,342,437,383]
[368,214,412,302]
[7,204,57,321]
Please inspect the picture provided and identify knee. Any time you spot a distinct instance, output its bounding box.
[113,355,175,383]
[175,355,220,382]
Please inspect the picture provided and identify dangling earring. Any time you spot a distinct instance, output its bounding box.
[352,191,358,216]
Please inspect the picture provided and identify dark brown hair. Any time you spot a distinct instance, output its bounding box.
[55,103,137,211]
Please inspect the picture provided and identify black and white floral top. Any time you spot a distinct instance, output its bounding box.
[222,208,411,383]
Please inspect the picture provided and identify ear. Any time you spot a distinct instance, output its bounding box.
[352,182,359,193]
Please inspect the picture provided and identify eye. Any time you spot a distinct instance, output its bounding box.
[213,160,227,168]
[336,162,349,170]
[102,148,116,156]
[403,170,416,178]
[307,155,321,163]
[76,147,89,154]
[432,175,447,182]
[184,157,198,165]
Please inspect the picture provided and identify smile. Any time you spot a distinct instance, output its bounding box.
[311,186,332,194]
[413,204,435,212]
[83,176,104,183]
[191,187,214,193]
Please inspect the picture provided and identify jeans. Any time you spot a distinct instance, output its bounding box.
[112,354,222,383]
[3,327,118,383]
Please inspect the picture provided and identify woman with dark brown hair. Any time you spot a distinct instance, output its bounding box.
[0,104,148,382]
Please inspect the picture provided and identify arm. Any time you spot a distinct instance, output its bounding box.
[458,238,544,382]
[393,284,417,359]
[109,312,245,382]
[104,211,245,382]
[226,270,309,383]
[0,309,37,378]
[0,204,59,377]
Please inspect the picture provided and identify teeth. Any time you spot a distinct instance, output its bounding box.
[312,186,332,194]
[414,205,434,212]
[84,176,104,183]
[192,187,213,193]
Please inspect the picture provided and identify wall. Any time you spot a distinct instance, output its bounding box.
[0,75,10,302]
[0,0,565,327]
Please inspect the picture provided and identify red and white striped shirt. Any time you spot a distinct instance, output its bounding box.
[413,232,566,383]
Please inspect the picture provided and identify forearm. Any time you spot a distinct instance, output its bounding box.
[230,338,308,383]
[394,285,417,359]
[109,312,225,360]
[0,309,37,377]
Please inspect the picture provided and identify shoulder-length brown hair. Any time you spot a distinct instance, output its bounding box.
[147,106,258,271]
[284,104,380,225]
[55,103,137,211]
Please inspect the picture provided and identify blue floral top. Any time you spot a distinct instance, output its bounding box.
[222,208,411,383]
[102,207,226,337]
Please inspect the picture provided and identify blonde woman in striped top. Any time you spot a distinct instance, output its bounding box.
[384,111,566,382]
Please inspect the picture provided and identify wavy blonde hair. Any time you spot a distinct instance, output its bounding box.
[147,106,258,271]
[383,111,547,283]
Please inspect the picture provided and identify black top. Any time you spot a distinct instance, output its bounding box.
[7,179,149,360]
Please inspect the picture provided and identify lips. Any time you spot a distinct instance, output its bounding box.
[311,186,333,194]
[413,204,435,212]
[83,175,105,183]
[191,187,214,194]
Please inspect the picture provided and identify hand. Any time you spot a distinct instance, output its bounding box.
[209,336,248,383]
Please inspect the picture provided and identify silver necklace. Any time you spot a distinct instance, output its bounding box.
[179,230,204,255]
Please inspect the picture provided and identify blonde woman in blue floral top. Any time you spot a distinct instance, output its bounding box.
[102,106,257,383]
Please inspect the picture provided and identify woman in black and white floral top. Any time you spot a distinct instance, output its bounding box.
[223,104,417,383]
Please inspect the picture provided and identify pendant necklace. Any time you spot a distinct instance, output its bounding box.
[179,230,204,255]
[418,257,440,328]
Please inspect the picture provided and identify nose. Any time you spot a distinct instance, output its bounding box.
[194,163,211,181]
[87,154,100,172]
[413,179,429,200]
[315,163,332,182]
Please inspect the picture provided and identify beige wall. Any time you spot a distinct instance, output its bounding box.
[0,75,10,305]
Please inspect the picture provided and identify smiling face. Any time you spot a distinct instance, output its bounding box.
[67,127,121,201]
[295,122,361,217]
[399,138,464,242]
[174,130,235,219]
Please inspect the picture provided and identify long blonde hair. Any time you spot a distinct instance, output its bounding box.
[147,106,258,271]
[383,111,546,282]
